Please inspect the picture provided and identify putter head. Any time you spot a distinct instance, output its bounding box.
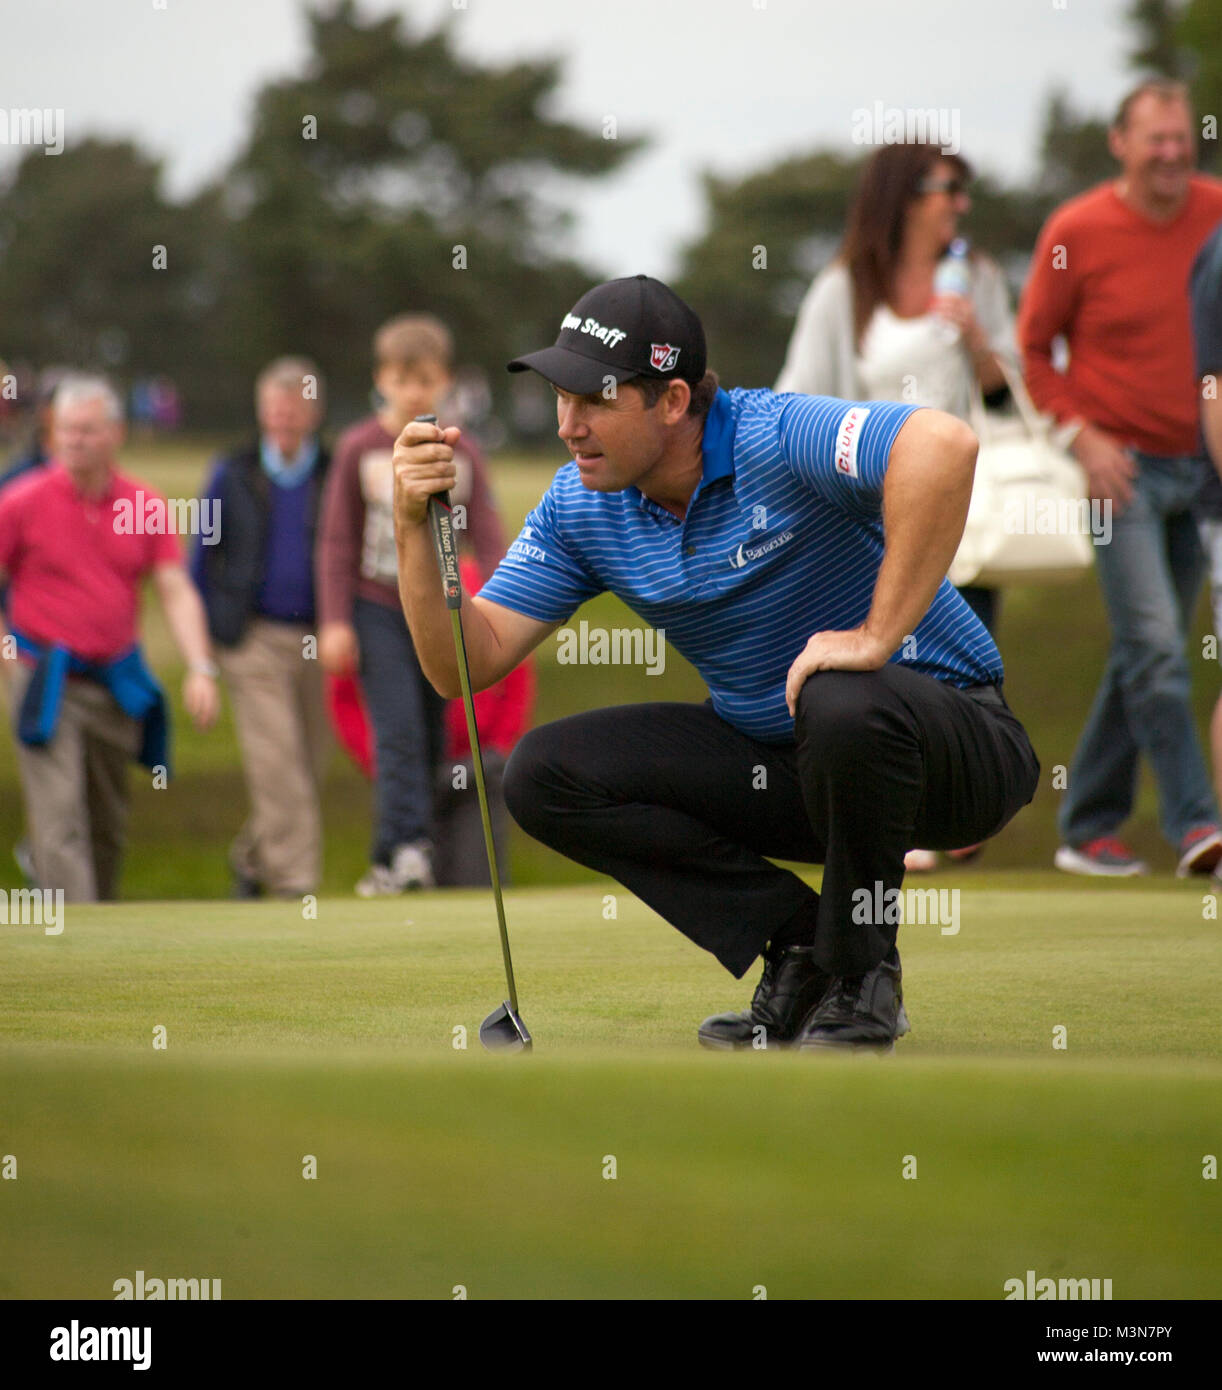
[480,1001,532,1053]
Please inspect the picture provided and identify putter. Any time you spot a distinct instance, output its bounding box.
[419,414,532,1053]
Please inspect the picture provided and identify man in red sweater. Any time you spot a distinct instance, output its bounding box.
[1019,79,1222,877]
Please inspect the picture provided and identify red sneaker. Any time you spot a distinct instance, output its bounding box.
[1054,837,1148,877]
[1176,825,1222,878]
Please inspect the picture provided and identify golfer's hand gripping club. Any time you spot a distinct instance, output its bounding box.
[423,431,462,611]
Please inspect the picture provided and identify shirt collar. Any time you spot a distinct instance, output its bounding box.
[699,388,736,482]
[260,436,319,487]
[51,460,118,505]
[630,388,736,516]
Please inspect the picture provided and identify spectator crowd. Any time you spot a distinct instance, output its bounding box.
[1,77,1221,901]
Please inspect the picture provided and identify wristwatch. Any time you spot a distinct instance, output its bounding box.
[188,660,220,679]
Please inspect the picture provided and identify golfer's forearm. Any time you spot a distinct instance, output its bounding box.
[396,522,498,698]
[864,414,977,654]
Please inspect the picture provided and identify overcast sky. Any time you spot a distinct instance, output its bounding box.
[1,0,1134,277]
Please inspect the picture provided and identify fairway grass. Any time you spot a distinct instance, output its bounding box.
[2,876,1220,1299]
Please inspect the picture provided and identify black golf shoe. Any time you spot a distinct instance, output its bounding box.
[697,945,832,1050]
[796,956,910,1054]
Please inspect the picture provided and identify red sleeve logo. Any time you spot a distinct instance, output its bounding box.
[834,406,870,477]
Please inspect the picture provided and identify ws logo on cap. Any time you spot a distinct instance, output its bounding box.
[650,343,680,372]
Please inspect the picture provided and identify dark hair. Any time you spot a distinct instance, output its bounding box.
[630,369,720,419]
[838,143,973,345]
[1113,79,1192,130]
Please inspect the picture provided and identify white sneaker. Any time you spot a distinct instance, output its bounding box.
[389,839,435,891]
[355,863,399,897]
[903,848,939,873]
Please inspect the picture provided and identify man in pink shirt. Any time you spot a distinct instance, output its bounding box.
[0,376,219,900]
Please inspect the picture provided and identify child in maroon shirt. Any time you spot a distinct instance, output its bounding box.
[316,315,505,894]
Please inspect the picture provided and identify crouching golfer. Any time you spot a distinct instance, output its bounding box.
[392,276,1039,1052]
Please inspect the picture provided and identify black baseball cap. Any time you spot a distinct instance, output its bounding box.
[507,274,706,395]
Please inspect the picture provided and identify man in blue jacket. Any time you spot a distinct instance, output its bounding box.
[191,358,331,898]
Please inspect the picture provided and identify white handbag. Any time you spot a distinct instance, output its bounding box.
[949,360,1096,588]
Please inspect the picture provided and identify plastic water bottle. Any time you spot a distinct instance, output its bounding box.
[932,237,970,343]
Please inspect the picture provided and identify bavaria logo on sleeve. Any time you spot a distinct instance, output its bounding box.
[833,405,870,478]
[650,343,680,372]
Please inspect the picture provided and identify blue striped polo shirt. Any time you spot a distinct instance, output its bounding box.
[479,387,1002,743]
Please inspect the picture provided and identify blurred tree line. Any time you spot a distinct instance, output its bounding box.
[0,0,1218,434]
[677,0,1222,387]
[0,1,638,432]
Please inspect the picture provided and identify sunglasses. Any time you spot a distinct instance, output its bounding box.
[917,176,970,197]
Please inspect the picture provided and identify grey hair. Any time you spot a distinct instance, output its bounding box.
[255,355,325,411]
[53,374,124,423]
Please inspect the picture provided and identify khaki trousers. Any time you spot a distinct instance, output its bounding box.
[4,662,140,901]
[218,619,330,895]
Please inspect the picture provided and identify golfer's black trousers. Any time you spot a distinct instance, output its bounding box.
[503,666,1040,979]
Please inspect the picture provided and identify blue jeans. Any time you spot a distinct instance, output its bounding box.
[1058,452,1218,848]
[353,597,446,863]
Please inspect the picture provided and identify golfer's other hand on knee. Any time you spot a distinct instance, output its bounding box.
[785,628,890,716]
[392,419,462,530]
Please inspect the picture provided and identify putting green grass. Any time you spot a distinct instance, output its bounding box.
[1,876,1220,1298]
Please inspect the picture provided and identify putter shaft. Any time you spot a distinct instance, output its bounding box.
[417,411,522,1021]
[448,603,520,1014]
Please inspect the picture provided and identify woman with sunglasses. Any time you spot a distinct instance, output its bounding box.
[776,142,1016,870]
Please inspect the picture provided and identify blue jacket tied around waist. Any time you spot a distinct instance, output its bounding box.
[13,630,171,776]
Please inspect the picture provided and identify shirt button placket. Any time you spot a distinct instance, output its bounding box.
[681,510,703,587]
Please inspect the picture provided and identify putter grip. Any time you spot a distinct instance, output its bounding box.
[418,413,462,611]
